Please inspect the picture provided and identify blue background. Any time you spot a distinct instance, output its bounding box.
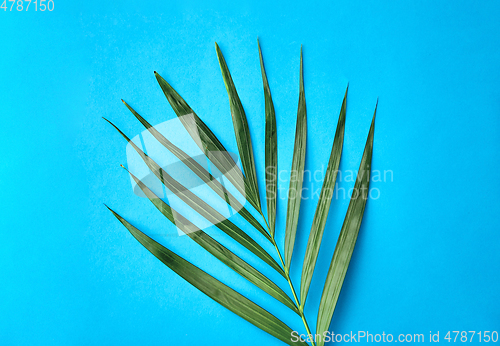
[1,0,499,345]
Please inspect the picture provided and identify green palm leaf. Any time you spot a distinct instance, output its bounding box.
[104,118,285,277]
[258,39,278,238]
[106,41,379,346]
[106,207,307,346]
[121,99,271,242]
[124,167,298,313]
[316,107,376,346]
[215,42,262,214]
[284,47,307,272]
[299,87,347,306]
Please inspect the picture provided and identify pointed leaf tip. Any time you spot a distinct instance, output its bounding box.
[215,42,263,212]
[259,39,278,236]
[283,47,308,271]
[371,102,378,124]
[103,118,132,143]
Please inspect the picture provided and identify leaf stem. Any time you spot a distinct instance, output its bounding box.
[267,229,316,346]
[257,203,315,344]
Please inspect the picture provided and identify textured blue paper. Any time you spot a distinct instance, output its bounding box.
[1,0,499,345]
